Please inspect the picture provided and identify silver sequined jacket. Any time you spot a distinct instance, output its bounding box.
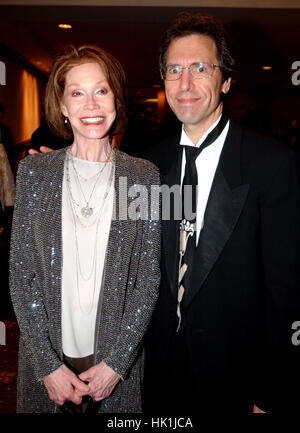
[9,147,161,413]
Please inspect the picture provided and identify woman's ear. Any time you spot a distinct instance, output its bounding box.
[60,101,68,118]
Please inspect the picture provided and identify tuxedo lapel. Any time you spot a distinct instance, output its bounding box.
[183,121,250,308]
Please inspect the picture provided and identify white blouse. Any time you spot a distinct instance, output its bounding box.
[61,154,114,358]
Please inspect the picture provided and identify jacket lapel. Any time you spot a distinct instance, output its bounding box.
[35,148,67,356]
[161,136,183,295]
[183,121,250,308]
[104,149,135,264]
[98,149,138,301]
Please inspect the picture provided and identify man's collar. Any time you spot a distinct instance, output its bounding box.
[180,113,222,148]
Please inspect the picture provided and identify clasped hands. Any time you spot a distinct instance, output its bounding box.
[43,361,120,406]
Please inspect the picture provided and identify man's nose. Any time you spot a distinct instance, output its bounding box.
[179,68,193,91]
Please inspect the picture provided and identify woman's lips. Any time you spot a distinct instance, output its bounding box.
[80,116,104,125]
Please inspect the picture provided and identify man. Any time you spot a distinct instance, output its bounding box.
[143,12,300,414]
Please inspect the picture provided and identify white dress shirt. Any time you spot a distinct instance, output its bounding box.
[180,114,230,244]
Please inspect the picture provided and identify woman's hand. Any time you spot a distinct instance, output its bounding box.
[79,361,120,401]
[43,364,90,406]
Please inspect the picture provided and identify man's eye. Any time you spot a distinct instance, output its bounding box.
[195,63,205,73]
[168,66,181,74]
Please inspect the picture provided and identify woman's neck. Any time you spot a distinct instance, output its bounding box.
[70,137,113,162]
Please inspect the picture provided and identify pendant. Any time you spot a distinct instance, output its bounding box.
[81,206,93,218]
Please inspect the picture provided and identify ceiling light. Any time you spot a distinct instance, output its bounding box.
[262,66,272,70]
[58,24,72,29]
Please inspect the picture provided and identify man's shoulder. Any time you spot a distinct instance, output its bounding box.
[230,121,288,155]
[226,121,299,185]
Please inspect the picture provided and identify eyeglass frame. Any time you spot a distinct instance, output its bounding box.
[161,61,221,81]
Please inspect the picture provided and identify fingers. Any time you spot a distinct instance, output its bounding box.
[78,370,91,383]
[54,387,84,406]
[71,375,90,394]
[78,363,120,402]
[40,145,53,153]
[43,364,90,406]
[50,384,85,406]
[70,390,83,405]
[28,146,53,155]
[93,387,113,401]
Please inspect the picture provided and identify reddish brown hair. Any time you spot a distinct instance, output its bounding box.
[45,44,127,139]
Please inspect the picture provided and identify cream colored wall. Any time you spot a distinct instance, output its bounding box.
[0,56,43,145]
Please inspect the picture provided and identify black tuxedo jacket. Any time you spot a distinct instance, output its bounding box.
[143,120,300,413]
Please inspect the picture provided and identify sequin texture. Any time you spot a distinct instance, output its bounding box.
[9,147,161,413]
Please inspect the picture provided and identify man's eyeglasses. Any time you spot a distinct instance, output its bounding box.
[161,62,220,81]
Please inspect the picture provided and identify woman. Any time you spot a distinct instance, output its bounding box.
[9,45,161,413]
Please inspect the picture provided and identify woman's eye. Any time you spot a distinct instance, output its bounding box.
[71,90,83,97]
[96,88,108,95]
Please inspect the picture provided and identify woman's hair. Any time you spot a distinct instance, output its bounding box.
[45,44,127,139]
[159,12,237,83]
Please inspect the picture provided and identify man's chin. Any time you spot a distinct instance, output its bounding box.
[171,108,198,124]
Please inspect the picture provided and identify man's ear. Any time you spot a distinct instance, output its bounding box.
[222,77,232,95]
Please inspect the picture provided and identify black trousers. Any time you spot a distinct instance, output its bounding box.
[144,328,253,415]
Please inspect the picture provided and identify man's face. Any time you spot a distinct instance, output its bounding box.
[164,33,231,136]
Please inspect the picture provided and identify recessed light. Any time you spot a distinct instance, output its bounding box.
[58,24,72,29]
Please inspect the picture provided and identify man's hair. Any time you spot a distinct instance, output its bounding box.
[45,44,127,140]
[159,12,237,83]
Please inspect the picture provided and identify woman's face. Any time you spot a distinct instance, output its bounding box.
[60,62,116,143]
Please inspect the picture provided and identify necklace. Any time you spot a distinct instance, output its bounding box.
[67,148,113,218]
[76,165,108,182]
[65,150,115,228]
[65,155,115,315]
[73,169,113,283]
